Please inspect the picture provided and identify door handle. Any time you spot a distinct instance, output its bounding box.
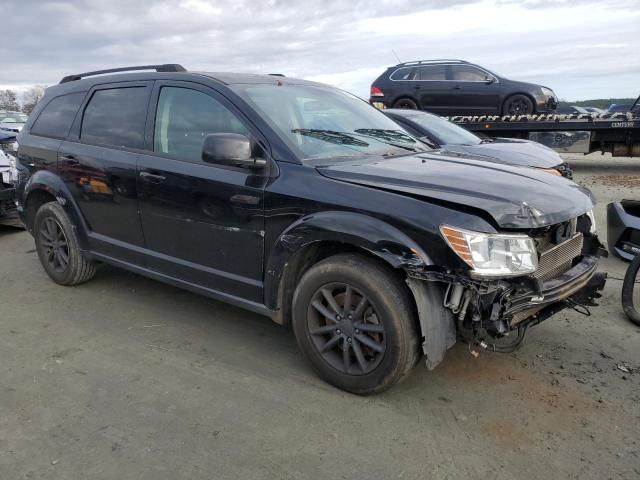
[139,171,166,183]
[59,154,80,165]
[413,85,421,90]
[453,85,461,90]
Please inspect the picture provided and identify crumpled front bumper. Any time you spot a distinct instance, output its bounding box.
[407,242,607,369]
[504,254,606,321]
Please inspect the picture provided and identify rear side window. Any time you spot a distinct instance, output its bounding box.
[416,65,447,80]
[153,87,248,164]
[30,93,85,139]
[81,87,148,149]
[390,67,415,80]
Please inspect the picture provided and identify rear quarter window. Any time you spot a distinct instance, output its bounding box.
[30,92,86,139]
[390,67,415,80]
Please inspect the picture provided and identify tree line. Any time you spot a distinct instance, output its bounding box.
[0,86,46,116]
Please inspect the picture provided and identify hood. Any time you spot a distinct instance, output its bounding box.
[317,152,593,229]
[440,138,563,169]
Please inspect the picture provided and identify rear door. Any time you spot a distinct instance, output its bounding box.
[60,82,151,264]
[414,65,451,114]
[449,65,500,115]
[136,81,268,302]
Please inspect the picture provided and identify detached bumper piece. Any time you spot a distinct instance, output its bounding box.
[607,200,640,261]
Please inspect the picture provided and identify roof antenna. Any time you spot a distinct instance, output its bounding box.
[391,49,402,64]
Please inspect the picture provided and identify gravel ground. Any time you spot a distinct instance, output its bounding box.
[0,152,639,479]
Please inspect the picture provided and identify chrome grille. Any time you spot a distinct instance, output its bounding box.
[533,233,583,282]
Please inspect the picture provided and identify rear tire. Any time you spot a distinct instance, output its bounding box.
[292,254,419,395]
[622,254,640,326]
[34,202,96,286]
[393,98,418,110]
[502,94,534,115]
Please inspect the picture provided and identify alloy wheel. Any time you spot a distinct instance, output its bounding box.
[39,217,70,273]
[307,282,386,375]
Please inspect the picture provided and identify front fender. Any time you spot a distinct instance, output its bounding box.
[21,170,90,250]
[264,211,432,310]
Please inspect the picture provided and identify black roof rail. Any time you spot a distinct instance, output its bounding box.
[268,73,286,77]
[59,64,187,84]
[395,59,468,67]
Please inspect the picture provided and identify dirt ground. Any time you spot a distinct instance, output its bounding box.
[1,153,639,480]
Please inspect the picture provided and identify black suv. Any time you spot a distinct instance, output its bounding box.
[370,59,558,116]
[16,64,605,394]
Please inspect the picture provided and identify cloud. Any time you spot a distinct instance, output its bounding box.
[1,0,639,100]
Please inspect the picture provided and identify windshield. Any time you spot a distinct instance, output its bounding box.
[234,84,428,162]
[406,112,481,146]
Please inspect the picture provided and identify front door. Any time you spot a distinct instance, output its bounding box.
[449,65,501,115]
[137,82,268,302]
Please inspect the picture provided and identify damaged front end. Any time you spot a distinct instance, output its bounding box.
[407,213,607,369]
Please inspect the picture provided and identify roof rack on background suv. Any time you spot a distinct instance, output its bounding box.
[59,64,187,84]
[395,59,469,67]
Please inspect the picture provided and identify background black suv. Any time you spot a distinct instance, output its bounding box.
[370,59,557,116]
[16,64,603,394]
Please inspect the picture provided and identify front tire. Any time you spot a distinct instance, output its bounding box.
[502,94,534,115]
[34,202,96,286]
[292,254,419,394]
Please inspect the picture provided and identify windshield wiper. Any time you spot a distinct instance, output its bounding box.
[353,128,428,152]
[291,129,370,147]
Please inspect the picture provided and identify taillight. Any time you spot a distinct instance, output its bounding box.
[370,86,384,97]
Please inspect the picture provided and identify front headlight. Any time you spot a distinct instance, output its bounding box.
[586,209,597,234]
[440,225,538,277]
[541,87,555,98]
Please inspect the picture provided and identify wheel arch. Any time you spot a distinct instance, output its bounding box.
[265,211,432,325]
[22,170,90,250]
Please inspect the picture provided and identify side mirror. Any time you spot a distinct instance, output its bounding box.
[202,133,266,169]
[484,76,496,84]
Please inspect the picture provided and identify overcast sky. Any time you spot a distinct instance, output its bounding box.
[2,0,639,101]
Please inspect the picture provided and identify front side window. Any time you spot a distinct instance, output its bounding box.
[81,87,148,149]
[154,87,248,163]
[31,93,85,139]
[451,65,489,81]
[234,84,427,162]
[417,65,447,80]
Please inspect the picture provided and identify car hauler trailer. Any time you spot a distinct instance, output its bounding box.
[447,96,640,157]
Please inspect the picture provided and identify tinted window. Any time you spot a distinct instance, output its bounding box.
[417,65,447,80]
[31,93,85,139]
[81,87,148,149]
[406,112,481,146]
[154,87,248,163]
[451,65,488,81]
[390,67,415,80]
